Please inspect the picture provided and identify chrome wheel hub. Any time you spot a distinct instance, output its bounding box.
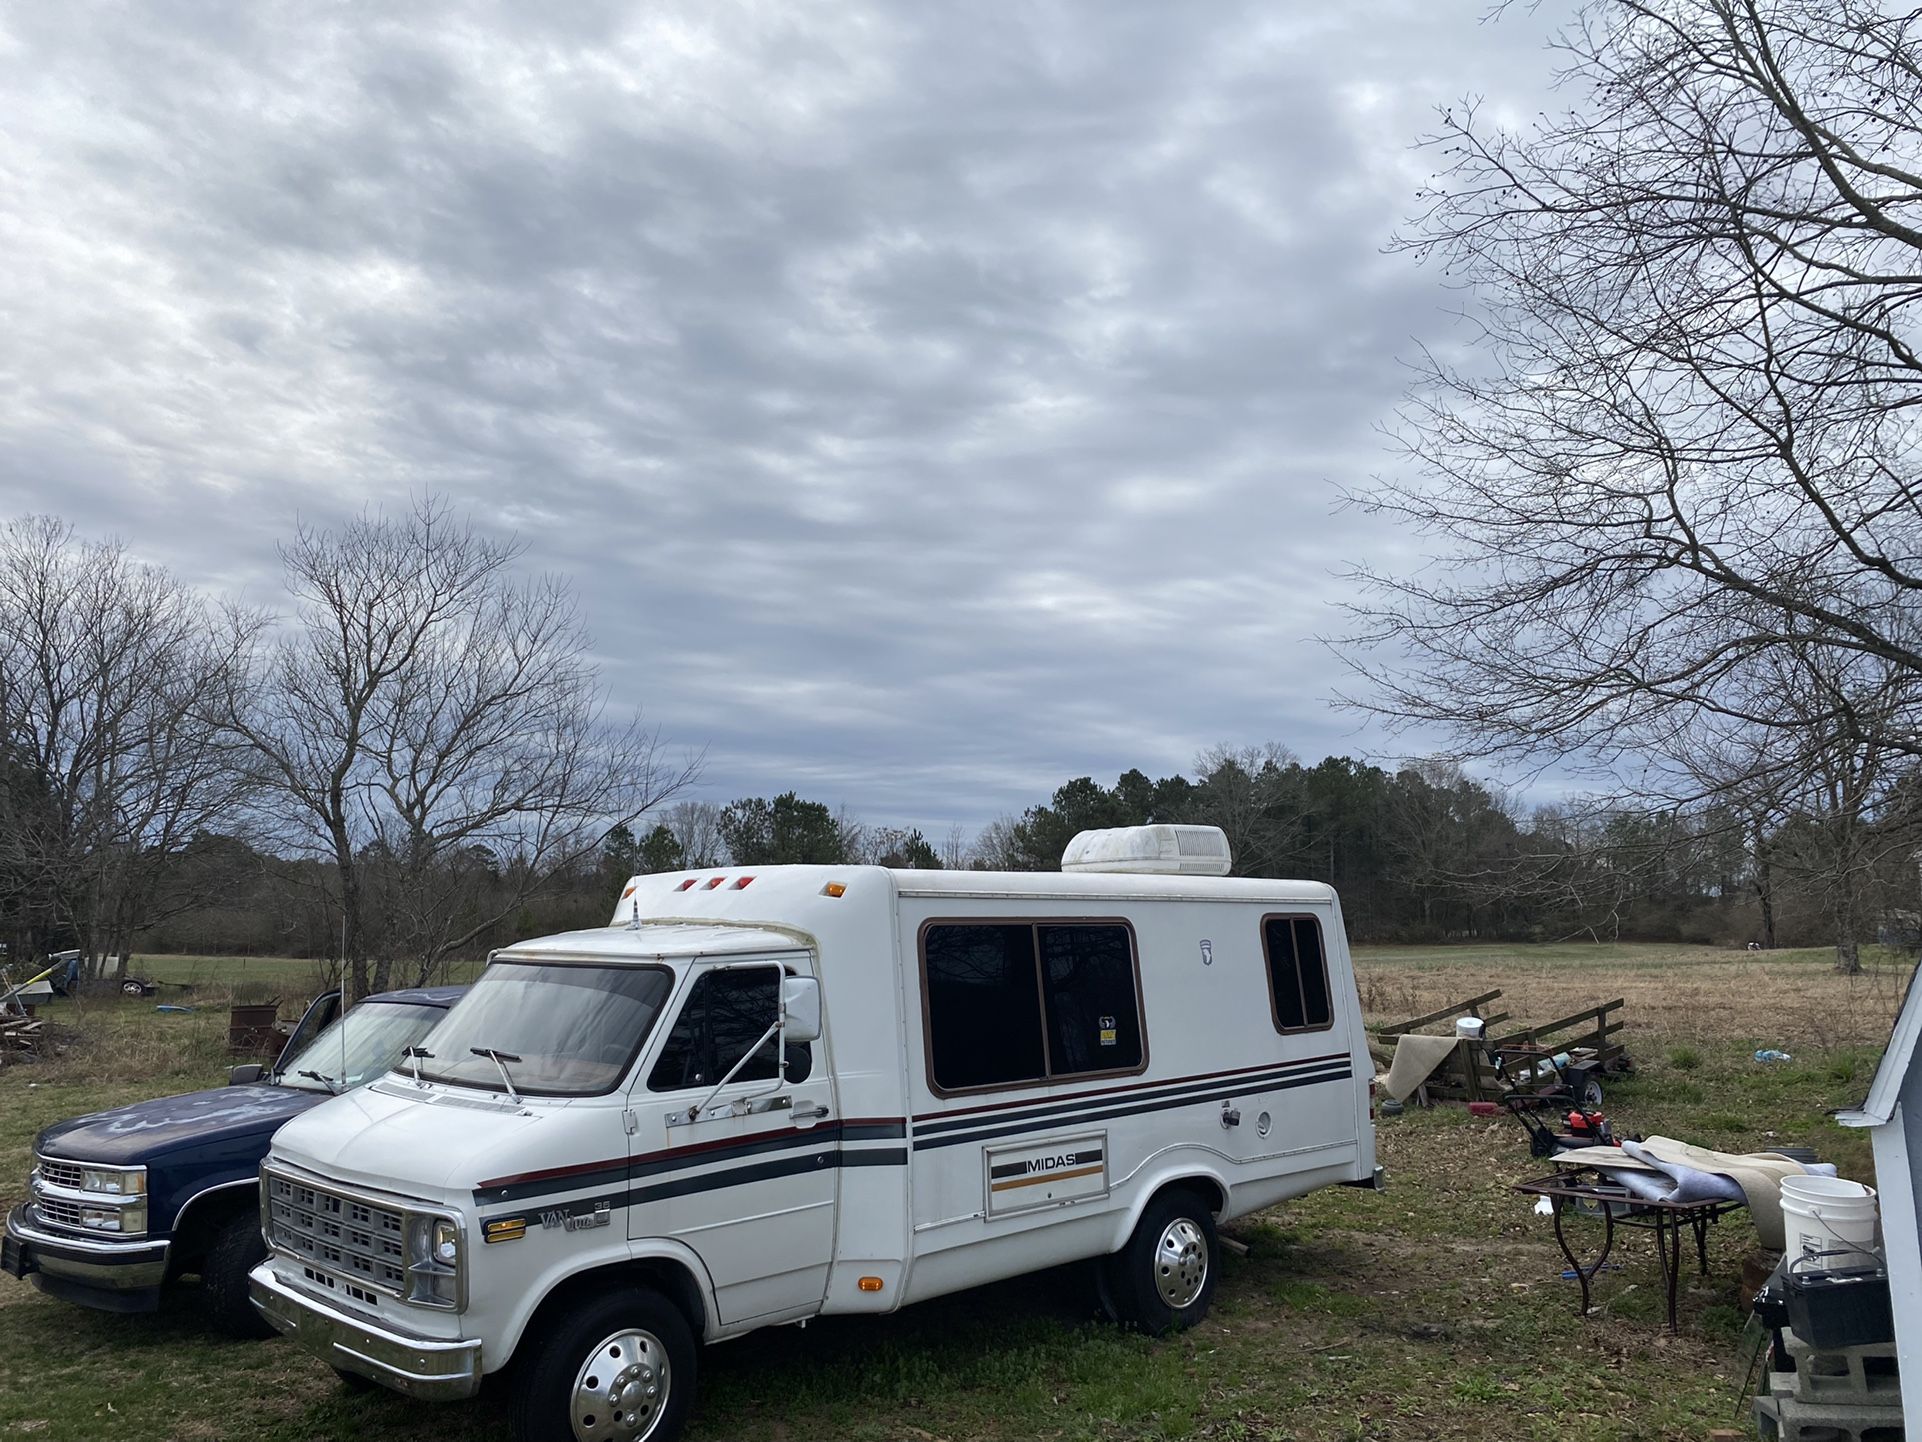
[1154,1218,1208,1309]
[572,1328,670,1442]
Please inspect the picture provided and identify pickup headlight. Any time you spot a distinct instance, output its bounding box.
[78,1201,148,1234]
[79,1166,145,1198]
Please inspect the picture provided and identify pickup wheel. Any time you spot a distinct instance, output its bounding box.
[1099,1189,1218,1336]
[202,1209,273,1339]
[511,1287,696,1442]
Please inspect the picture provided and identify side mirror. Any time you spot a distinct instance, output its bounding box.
[227,1063,266,1086]
[781,976,822,1043]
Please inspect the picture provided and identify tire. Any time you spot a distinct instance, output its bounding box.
[1099,1189,1218,1336]
[1579,1078,1604,1109]
[202,1208,274,1339]
[510,1287,697,1442]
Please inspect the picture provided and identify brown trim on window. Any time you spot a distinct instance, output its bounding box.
[1260,912,1335,1036]
[915,915,1150,1099]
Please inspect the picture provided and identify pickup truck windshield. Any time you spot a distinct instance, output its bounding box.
[415,962,674,1097]
[279,1002,449,1093]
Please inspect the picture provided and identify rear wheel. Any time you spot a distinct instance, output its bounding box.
[1099,1189,1218,1335]
[202,1208,273,1339]
[510,1287,696,1442]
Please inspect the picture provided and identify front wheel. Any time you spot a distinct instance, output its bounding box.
[202,1209,273,1339]
[1099,1189,1218,1335]
[511,1287,696,1442]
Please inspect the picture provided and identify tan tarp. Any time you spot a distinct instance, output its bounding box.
[1381,1034,1465,1103]
[1556,1135,1810,1248]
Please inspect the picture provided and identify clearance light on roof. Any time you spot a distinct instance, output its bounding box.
[703,877,726,890]
[676,878,698,892]
[731,876,754,889]
[822,882,846,898]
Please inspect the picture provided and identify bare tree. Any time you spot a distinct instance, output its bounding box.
[662,801,725,869]
[1348,0,1922,774]
[231,498,700,997]
[0,516,259,975]
[1664,641,1922,970]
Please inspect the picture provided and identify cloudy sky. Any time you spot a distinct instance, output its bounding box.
[0,1,1568,837]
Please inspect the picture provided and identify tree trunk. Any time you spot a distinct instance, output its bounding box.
[1753,829,1776,949]
[1834,879,1861,975]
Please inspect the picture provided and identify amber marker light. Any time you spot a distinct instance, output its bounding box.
[483,1218,527,1244]
[823,883,847,898]
[857,1276,884,1292]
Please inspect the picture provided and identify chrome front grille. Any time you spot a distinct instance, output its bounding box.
[266,1172,407,1296]
[31,1195,87,1230]
[36,1158,84,1191]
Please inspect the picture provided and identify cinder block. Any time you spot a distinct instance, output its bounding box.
[1754,1389,1904,1442]
[1781,1334,1902,1403]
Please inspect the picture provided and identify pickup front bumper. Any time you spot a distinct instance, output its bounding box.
[3,1204,170,1312]
[249,1261,482,1400]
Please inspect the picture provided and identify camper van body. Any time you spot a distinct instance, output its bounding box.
[251,841,1376,1442]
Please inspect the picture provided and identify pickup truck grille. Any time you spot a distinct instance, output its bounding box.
[31,1195,88,1230]
[266,1173,407,1295]
[35,1158,85,1191]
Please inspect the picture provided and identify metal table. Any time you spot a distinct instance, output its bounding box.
[1514,1167,1746,1333]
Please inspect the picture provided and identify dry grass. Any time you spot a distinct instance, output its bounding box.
[1354,941,1908,1051]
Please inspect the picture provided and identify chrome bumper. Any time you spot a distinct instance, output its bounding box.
[4,1205,169,1307]
[249,1262,482,1400]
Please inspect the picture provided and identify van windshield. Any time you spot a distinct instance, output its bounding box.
[414,961,674,1097]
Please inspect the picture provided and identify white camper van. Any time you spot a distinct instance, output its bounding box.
[249,826,1378,1442]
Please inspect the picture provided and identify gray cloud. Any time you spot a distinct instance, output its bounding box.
[0,0,1568,835]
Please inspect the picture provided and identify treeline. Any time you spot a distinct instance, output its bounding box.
[11,497,1914,983]
[147,745,1922,961]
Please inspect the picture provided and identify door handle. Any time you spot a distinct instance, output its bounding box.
[792,1103,829,1121]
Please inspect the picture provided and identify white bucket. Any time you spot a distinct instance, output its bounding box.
[1779,1175,1881,1271]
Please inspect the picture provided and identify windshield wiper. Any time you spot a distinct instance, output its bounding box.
[470,1047,524,1106]
[402,1045,433,1086]
[297,1069,341,1095]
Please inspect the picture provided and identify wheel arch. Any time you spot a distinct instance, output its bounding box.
[1108,1166,1229,1255]
[502,1245,716,1369]
[165,1179,258,1272]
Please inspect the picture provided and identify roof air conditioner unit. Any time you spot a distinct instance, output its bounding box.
[1059,825,1233,877]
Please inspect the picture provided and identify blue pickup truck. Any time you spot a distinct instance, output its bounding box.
[2,983,464,1335]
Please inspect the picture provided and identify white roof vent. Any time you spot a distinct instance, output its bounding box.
[1060,825,1233,877]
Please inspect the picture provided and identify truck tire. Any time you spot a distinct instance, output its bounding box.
[1099,1189,1218,1336]
[202,1209,274,1339]
[511,1287,696,1442]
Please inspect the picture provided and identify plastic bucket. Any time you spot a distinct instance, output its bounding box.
[1779,1175,1881,1271]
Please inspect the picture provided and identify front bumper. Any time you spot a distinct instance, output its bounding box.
[3,1204,169,1312]
[249,1262,482,1400]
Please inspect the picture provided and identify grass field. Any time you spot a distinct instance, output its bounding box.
[0,943,1907,1441]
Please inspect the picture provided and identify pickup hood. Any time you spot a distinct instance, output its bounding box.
[36,1083,323,1167]
[267,1082,564,1204]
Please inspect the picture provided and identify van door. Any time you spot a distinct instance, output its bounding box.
[628,958,838,1325]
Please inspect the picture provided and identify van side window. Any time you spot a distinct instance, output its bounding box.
[922,920,1145,1092]
[1039,924,1144,1075]
[648,968,813,1091]
[922,925,1046,1090]
[1262,915,1333,1033]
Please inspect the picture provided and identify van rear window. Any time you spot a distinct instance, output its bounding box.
[1262,915,1333,1033]
[921,920,1145,1093]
